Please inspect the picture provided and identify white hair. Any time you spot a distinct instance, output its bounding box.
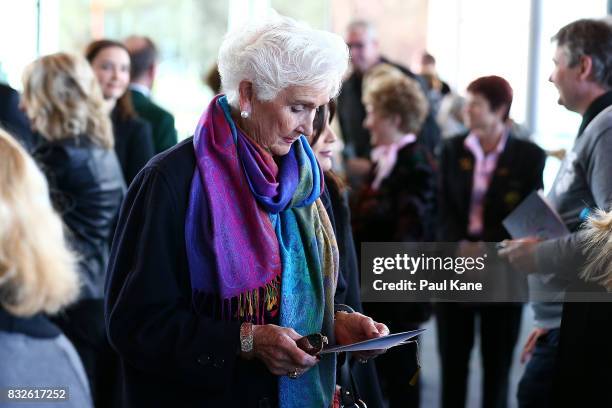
[218,13,349,107]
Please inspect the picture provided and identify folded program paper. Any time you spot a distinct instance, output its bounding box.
[320,329,426,354]
[502,190,569,240]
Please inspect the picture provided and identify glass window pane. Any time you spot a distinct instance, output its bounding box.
[54,0,229,140]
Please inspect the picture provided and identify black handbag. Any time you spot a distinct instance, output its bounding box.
[338,353,367,408]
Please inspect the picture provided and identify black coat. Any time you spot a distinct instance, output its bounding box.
[351,141,437,325]
[326,178,385,408]
[352,141,438,244]
[106,139,291,407]
[111,109,155,186]
[328,179,361,312]
[437,132,546,242]
[106,137,374,407]
[34,136,125,299]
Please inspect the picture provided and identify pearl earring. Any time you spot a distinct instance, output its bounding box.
[241,111,249,119]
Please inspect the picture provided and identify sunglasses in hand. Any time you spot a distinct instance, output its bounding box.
[296,333,328,356]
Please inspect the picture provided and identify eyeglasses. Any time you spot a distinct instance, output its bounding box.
[346,42,365,50]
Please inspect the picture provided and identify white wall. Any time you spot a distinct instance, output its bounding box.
[426,0,531,123]
[0,0,39,88]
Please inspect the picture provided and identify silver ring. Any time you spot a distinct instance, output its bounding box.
[288,368,300,379]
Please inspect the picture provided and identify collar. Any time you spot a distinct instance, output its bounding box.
[129,83,151,98]
[578,90,612,136]
[464,129,508,159]
[370,133,417,190]
[371,133,417,161]
[353,57,396,80]
[0,307,61,338]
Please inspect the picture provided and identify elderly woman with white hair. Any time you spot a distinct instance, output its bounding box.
[105,14,388,407]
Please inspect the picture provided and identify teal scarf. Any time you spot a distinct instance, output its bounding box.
[186,96,339,406]
[275,191,339,407]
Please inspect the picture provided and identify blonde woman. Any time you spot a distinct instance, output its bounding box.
[21,52,125,407]
[0,129,92,408]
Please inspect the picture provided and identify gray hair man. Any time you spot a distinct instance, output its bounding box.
[500,18,612,408]
[337,20,440,186]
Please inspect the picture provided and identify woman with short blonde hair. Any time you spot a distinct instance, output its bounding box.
[353,71,436,407]
[22,52,125,407]
[362,71,429,137]
[0,129,92,407]
[361,63,405,95]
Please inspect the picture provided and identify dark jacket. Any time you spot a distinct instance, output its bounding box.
[130,89,177,154]
[0,83,38,151]
[352,141,437,244]
[328,179,361,312]
[337,58,441,159]
[111,109,155,186]
[106,139,278,407]
[327,178,385,408]
[352,141,437,324]
[34,136,125,300]
[437,132,546,242]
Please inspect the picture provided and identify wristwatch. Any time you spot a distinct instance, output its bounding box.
[240,322,254,354]
[334,304,355,314]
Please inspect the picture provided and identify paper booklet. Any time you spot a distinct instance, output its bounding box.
[320,329,426,354]
[502,190,569,240]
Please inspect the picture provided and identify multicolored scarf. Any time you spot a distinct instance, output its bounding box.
[185,95,338,407]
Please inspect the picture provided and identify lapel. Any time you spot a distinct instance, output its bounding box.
[130,89,149,110]
[455,134,474,218]
[485,133,518,209]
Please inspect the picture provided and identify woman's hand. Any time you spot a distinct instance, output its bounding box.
[246,324,319,377]
[334,311,389,361]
